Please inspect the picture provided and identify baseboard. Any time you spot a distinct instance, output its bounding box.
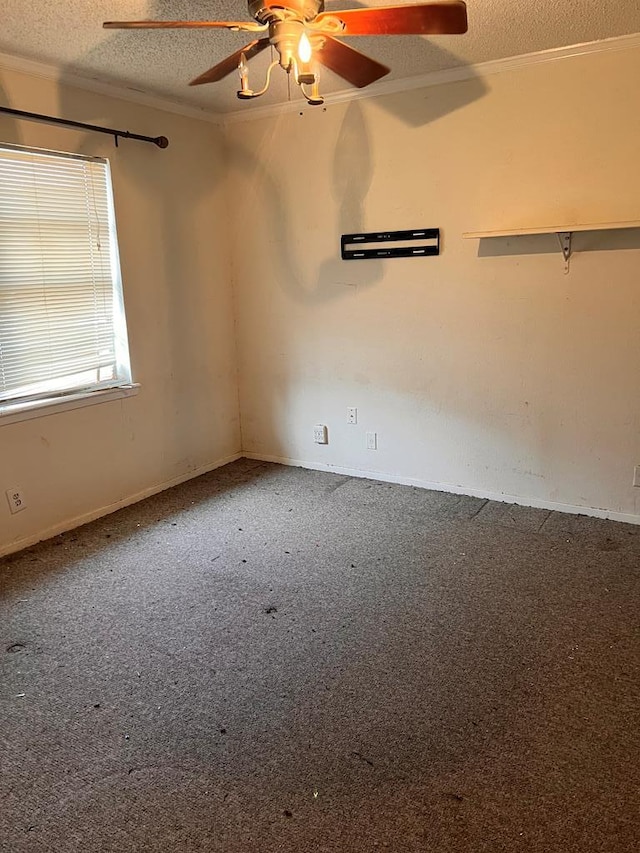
[243,452,640,527]
[5,449,637,558]
[0,451,242,558]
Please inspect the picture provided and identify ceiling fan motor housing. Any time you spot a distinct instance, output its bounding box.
[269,20,310,68]
[248,0,325,24]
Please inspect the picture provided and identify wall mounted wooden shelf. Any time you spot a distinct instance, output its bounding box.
[462,219,640,268]
[462,220,640,240]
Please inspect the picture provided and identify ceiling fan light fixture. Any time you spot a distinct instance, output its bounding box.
[103,1,468,105]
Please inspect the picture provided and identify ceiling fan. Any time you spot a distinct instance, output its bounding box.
[104,1,468,105]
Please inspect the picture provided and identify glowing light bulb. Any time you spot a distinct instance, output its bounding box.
[238,53,248,83]
[298,32,312,64]
[237,52,254,98]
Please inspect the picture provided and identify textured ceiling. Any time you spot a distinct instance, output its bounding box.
[2,1,640,114]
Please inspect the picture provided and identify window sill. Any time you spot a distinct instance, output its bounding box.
[0,384,141,426]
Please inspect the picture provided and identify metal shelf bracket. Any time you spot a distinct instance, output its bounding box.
[557,231,572,262]
[557,231,572,273]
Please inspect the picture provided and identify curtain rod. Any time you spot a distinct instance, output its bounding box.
[0,105,169,148]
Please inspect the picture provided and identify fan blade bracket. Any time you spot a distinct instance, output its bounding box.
[307,16,346,37]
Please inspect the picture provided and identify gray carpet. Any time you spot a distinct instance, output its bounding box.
[1,458,638,852]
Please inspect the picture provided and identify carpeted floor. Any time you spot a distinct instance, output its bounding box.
[1,458,638,852]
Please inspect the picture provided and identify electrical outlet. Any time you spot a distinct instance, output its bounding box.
[6,488,27,514]
[347,407,358,425]
[633,466,640,487]
[314,424,328,444]
[366,431,377,450]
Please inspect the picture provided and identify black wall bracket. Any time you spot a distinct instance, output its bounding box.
[341,228,440,260]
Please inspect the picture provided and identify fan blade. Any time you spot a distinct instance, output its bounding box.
[315,37,390,88]
[189,39,271,86]
[103,20,266,33]
[316,2,468,36]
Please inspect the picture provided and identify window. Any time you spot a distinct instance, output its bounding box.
[0,143,133,419]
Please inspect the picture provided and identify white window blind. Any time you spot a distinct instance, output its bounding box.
[0,143,131,406]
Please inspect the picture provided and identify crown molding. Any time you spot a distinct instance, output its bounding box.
[2,30,640,129]
[223,30,640,125]
[0,50,223,126]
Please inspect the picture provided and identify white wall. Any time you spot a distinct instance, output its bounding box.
[227,44,640,521]
[0,67,241,555]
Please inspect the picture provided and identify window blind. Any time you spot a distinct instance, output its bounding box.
[0,144,131,404]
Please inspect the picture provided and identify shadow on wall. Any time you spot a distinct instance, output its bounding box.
[229,56,486,311]
[228,101,386,317]
[371,49,487,129]
[320,101,383,300]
